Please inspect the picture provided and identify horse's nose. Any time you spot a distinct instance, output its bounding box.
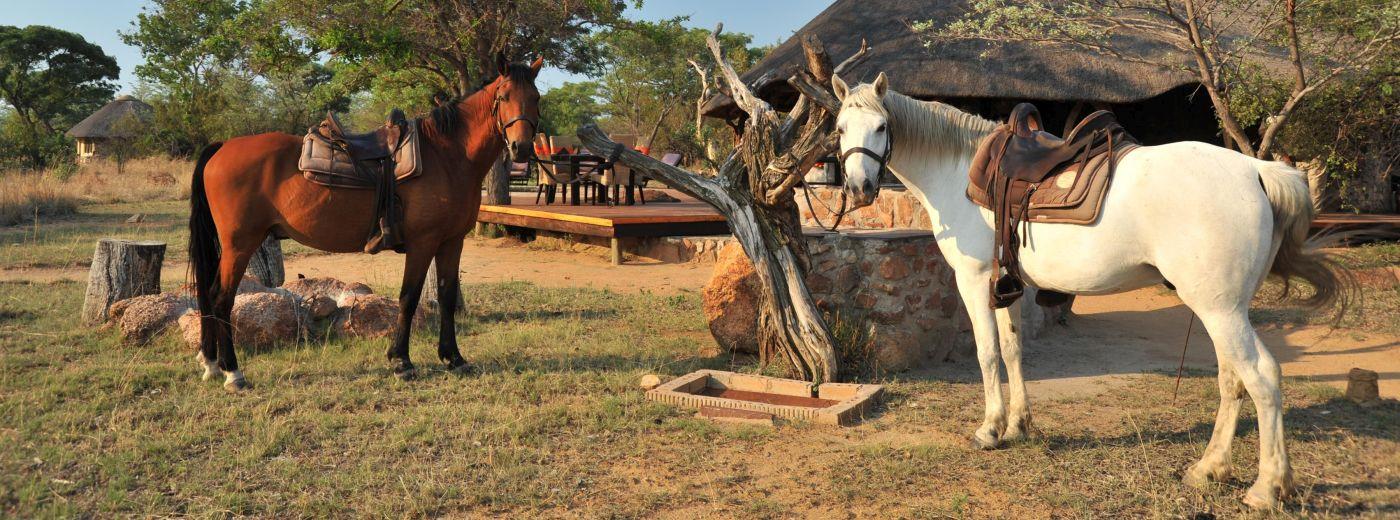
[862,179,876,198]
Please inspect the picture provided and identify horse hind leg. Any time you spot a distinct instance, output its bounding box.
[1184,356,1246,488]
[1190,305,1292,509]
[212,235,262,391]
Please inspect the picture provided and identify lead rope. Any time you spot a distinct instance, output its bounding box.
[1172,311,1195,404]
[802,179,849,231]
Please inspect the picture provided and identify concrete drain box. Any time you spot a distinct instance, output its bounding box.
[646,369,882,426]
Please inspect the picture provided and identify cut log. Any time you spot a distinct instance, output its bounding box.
[420,258,467,316]
[246,236,285,288]
[82,239,166,324]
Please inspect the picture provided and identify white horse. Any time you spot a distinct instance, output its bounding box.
[832,73,1346,509]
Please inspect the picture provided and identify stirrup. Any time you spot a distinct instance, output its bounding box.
[991,274,1024,308]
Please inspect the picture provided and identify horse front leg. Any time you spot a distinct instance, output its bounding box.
[995,300,1033,441]
[388,251,434,380]
[433,240,471,374]
[955,270,1006,449]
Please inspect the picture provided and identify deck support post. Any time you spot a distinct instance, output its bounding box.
[610,238,623,265]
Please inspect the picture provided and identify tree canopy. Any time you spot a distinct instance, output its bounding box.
[0,25,118,167]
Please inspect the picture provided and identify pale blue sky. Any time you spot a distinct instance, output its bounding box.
[0,0,831,94]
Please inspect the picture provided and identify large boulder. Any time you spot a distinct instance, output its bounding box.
[333,294,402,338]
[282,277,374,320]
[106,293,194,343]
[701,243,761,354]
[177,289,307,350]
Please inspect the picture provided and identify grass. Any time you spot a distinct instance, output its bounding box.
[2,279,1397,517]
[0,156,194,228]
[0,175,81,227]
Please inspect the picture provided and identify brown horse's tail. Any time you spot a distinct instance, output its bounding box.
[189,142,224,319]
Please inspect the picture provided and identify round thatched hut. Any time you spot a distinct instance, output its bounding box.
[703,0,1221,145]
[65,95,153,164]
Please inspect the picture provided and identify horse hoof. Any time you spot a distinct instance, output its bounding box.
[393,361,417,381]
[196,352,222,381]
[1183,462,1229,489]
[1243,483,1283,510]
[223,372,251,392]
[444,358,474,375]
[972,429,1001,450]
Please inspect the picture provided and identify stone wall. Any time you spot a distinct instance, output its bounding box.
[796,186,931,230]
[703,230,1050,372]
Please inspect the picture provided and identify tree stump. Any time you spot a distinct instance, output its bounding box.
[82,239,166,324]
[420,258,467,316]
[247,236,285,288]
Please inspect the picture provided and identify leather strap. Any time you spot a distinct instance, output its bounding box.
[838,127,894,182]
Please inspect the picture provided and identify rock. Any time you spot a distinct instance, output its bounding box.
[281,277,373,320]
[639,374,662,390]
[642,190,680,202]
[1346,368,1380,406]
[238,275,269,294]
[107,293,194,343]
[701,243,761,354]
[177,310,201,350]
[231,290,306,348]
[333,294,428,338]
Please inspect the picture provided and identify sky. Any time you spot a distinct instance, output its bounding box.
[0,0,831,95]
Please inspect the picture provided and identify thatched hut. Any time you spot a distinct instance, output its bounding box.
[65,95,153,164]
[703,0,1223,145]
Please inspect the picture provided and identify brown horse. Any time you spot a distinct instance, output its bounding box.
[188,57,542,391]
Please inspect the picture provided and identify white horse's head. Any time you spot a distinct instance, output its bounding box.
[833,72,890,207]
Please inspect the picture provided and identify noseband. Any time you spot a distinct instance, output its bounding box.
[492,89,537,143]
[838,127,894,181]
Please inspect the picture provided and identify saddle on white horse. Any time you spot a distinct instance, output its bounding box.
[966,103,1140,308]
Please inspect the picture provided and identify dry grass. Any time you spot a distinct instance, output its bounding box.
[0,156,192,228]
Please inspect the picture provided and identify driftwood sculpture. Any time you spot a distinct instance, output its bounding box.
[578,26,866,382]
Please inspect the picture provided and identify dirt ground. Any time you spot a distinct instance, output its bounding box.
[7,236,1394,400]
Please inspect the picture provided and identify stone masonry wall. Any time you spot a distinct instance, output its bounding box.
[797,186,931,230]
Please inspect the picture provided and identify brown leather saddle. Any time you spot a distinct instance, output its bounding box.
[966,103,1140,308]
[299,109,421,254]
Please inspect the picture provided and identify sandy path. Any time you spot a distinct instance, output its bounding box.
[5,239,1393,397]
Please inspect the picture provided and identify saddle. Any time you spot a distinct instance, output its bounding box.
[299,109,422,254]
[966,103,1140,308]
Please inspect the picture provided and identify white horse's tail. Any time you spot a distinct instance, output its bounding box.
[1258,161,1353,314]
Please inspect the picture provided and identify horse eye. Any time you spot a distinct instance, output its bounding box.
[877,124,886,133]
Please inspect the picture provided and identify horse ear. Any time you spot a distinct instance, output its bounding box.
[496,51,509,75]
[529,56,544,77]
[832,75,849,102]
[873,72,888,97]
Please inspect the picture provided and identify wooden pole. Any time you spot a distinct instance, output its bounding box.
[246,236,285,287]
[81,239,166,324]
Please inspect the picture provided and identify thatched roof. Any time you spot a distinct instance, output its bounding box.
[66,96,153,139]
[705,0,1211,117]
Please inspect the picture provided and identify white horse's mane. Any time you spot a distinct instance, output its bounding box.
[841,84,998,162]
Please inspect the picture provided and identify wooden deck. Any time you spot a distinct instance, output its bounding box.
[1311,213,1400,238]
[477,192,729,264]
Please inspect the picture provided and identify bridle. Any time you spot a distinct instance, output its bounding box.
[491,86,537,143]
[837,123,893,182]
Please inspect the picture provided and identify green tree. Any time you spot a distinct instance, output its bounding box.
[0,25,118,168]
[539,80,602,137]
[592,19,765,151]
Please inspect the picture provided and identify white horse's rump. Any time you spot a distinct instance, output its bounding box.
[832,74,1347,510]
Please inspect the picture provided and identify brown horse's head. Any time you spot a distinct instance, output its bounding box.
[491,54,544,163]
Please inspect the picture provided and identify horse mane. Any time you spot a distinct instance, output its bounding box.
[842,84,998,161]
[427,64,537,137]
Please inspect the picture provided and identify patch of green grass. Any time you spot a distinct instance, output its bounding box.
[1,279,1397,517]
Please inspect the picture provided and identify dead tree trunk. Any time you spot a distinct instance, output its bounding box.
[484,153,512,205]
[579,29,867,382]
[247,236,285,288]
[82,239,166,324]
[420,258,467,316]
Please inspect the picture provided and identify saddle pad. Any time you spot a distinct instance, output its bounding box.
[298,121,422,189]
[966,130,1137,225]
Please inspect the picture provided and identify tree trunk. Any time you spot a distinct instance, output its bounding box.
[247,236,285,288]
[420,258,467,316]
[576,29,868,382]
[484,152,512,205]
[82,239,166,324]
